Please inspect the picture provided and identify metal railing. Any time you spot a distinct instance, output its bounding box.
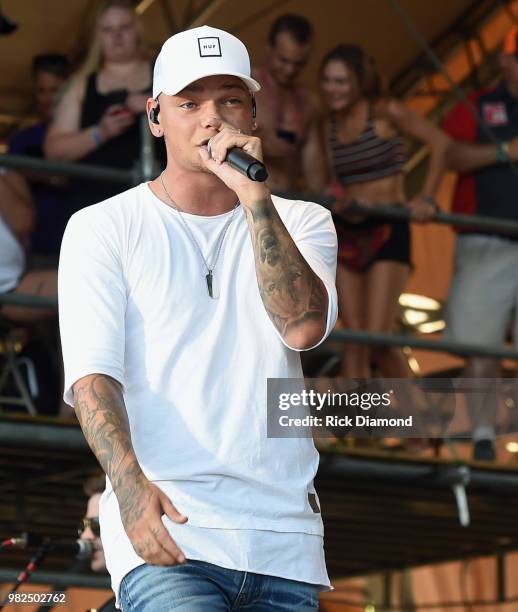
[329,328,518,361]
[343,202,518,236]
[2,144,518,362]
[0,153,132,185]
[0,293,57,309]
[0,569,109,590]
[0,114,157,185]
[277,193,518,238]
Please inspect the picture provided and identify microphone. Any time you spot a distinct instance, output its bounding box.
[207,139,268,182]
[5,534,93,560]
[50,539,93,560]
[226,148,268,182]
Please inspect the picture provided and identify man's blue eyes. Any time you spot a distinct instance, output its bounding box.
[180,99,242,109]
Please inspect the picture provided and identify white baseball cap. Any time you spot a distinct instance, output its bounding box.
[152,25,261,99]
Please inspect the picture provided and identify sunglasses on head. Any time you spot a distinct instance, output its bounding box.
[78,517,100,537]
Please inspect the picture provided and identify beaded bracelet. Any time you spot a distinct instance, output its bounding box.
[496,141,510,163]
[422,195,441,213]
[91,125,103,147]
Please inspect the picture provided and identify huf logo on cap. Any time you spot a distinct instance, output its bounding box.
[198,37,222,57]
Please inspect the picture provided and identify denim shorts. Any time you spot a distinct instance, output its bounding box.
[119,559,320,611]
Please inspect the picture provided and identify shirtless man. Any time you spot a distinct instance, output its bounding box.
[253,14,322,193]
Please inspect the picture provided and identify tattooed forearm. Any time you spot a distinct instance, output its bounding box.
[73,374,148,530]
[246,199,328,346]
[73,375,132,480]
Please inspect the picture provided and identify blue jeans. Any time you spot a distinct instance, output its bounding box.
[119,560,320,611]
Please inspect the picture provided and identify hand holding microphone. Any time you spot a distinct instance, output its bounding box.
[207,136,267,182]
[200,124,268,194]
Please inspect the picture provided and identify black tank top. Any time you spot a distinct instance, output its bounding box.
[80,71,147,171]
[70,68,165,209]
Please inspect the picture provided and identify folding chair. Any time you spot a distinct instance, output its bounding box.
[0,319,38,416]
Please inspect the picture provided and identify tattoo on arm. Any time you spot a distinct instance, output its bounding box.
[73,375,149,531]
[247,200,328,340]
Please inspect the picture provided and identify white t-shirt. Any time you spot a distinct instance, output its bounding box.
[0,213,24,293]
[59,182,338,605]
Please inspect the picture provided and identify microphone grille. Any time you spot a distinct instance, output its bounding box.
[76,539,94,560]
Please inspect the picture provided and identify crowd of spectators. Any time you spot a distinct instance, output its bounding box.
[2,1,518,459]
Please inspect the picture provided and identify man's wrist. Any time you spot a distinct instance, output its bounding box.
[111,456,144,492]
[237,185,271,209]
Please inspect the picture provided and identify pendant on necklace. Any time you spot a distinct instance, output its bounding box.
[206,270,214,298]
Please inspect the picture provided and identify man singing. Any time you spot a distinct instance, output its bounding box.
[59,26,337,611]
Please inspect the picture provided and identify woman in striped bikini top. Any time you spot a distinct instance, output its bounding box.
[319,44,449,219]
[329,107,407,187]
[314,43,450,380]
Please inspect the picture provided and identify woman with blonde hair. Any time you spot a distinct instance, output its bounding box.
[44,0,163,207]
[316,44,450,378]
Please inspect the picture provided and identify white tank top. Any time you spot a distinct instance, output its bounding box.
[0,214,24,293]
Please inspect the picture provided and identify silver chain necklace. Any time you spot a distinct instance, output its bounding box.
[160,172,239,298]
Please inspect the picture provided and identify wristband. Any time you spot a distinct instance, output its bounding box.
[423,195,440,212]
[496,141,509,163]
[91,125,104,147]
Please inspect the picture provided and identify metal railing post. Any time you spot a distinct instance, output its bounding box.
[0,154,131,185]
[137,113,158,184]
